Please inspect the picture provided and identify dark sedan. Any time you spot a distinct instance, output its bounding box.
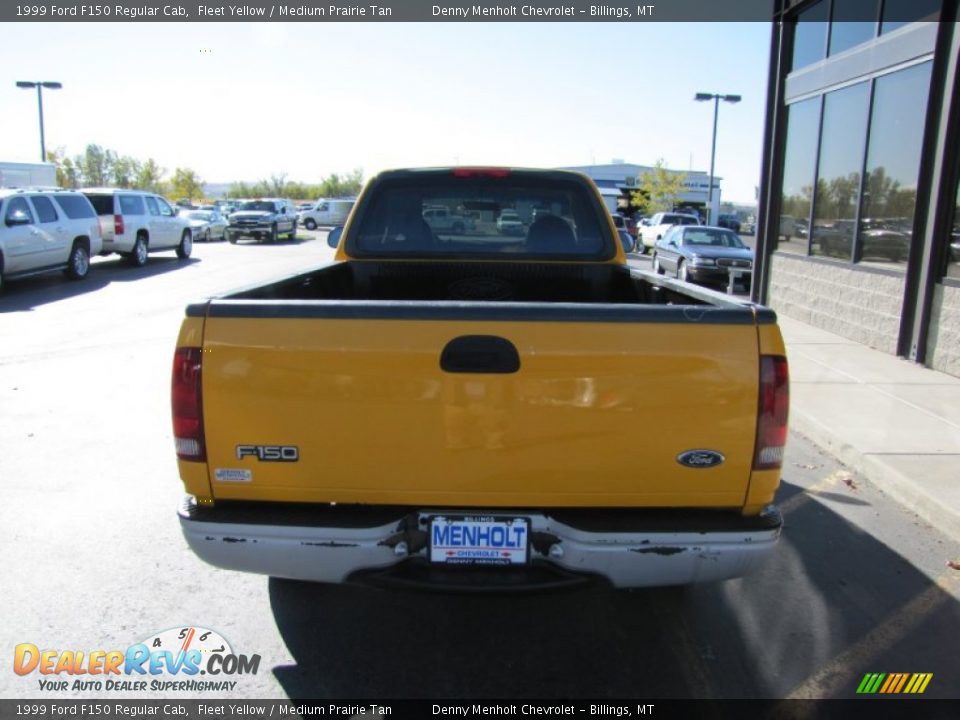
[652,225,753,288]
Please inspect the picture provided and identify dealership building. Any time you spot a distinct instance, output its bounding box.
[754,2,960,376]
[561,163,722,220]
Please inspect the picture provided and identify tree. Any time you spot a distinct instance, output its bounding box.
[226,169,364,200]
[136,159,166,193]
[170,168,204,201]
[629,159,687,216]
[319,168,363,198]
[47,147,80,188]
[75,144,114,187]
[111,155,142,188]
[227,181,255,199]
[268,173,288,197]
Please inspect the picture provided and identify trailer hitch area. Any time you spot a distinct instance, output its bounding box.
[378,513,429,557]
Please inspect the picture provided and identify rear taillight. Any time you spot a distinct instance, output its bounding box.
[172,347,205,461]
[754,355,789,470]
[114,214,124,236]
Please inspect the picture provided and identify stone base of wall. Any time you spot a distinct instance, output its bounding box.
[768,253,905,354]
[927,283,960,377]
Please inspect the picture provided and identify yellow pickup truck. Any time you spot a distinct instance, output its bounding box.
[173,168,788,590]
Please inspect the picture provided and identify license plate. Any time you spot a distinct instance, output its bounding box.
[429,516,529,566]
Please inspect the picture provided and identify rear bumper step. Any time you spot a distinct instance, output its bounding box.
[178,498,781,590]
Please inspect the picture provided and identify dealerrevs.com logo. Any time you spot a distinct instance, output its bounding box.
[14,626,260,692]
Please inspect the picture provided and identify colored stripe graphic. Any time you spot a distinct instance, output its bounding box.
[906,673,933,694]
[857,673,932,694]
[879,674,896,693]
[892,674,909,693]
[857,673,884,694]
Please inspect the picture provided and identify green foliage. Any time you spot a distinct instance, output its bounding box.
[110,154,142,189]
[47,148,79,189]
[170,168,204,202]
[44,143,365,203]
[78,144,111,187]
[45,143,171,193]
[268,173,288,197]
[782,166,918,225]
[136,159,166,194]
[318,169,364,198]
[227,169,364,201]
[629,159,687,216]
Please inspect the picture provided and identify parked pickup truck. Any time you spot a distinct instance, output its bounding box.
[638,211,701,254]
[226,198,297,244]
[173,168,788,591]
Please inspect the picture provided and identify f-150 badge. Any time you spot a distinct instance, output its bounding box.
[677,450,725,468]
[236,445,299,462]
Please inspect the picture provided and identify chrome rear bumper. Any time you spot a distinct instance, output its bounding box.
[178,498,781,590]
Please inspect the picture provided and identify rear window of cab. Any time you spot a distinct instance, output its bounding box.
[348,172,616,260]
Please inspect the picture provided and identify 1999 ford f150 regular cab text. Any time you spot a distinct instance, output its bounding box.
[173,168,789,590]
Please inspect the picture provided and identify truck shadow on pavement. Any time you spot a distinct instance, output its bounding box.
[267,480,960,700]
[227,235,310,247]
[0,256,198,313]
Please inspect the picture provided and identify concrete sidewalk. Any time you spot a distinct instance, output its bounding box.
[779,315,960,541]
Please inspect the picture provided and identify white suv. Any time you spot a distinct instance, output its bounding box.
[81,188,192,266]
[0,188,103,291]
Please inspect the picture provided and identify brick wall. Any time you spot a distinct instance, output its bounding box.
[926,283,960,377]
[767,253,905,354]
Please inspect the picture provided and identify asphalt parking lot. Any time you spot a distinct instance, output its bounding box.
[1,231,957,701]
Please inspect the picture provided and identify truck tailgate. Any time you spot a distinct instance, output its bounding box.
[199,315,759,507]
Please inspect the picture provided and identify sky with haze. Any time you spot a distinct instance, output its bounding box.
[1,22,771,203]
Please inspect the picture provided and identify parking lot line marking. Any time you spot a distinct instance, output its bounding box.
[785,571,958,698]
[779,470,848,515]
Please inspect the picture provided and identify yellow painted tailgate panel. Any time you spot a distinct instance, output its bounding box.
[201,318,759,507]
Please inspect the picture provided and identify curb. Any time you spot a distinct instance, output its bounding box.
[789,410,960,544]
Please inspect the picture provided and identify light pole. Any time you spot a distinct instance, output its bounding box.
[694,92,740,225]
[16,81,63,162]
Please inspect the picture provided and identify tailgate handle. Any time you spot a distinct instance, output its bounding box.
[440,335,520,374]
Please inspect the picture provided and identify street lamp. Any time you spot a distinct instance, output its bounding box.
[694,92,741,225]
[16,81,63,162]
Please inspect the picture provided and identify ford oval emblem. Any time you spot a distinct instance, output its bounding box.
[677,450,725,468]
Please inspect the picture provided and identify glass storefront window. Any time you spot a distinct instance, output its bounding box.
[829,0,880,56]
[881,0,941,35]
[947,181,960,280]
[791,1,829,72]
[812,82,870,262]
[829,22,877,56]
[778,98,821,255]
[858,62,932,270]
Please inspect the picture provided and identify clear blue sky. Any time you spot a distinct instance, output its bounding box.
[0,22,772,203]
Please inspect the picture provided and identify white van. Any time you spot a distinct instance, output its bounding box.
[298,198,355,230]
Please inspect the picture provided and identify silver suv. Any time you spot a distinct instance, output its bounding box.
[0,188,103,291]
[81,188,192,266]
